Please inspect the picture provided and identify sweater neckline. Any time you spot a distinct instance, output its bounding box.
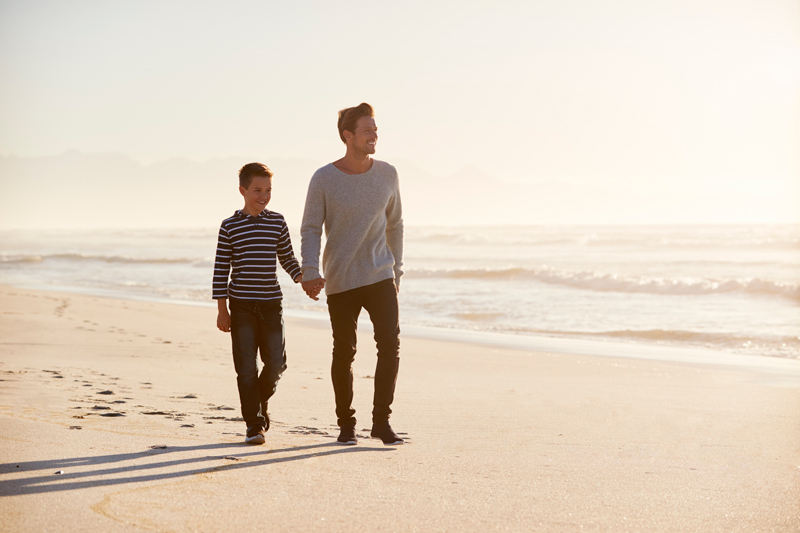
[329,160,377,176]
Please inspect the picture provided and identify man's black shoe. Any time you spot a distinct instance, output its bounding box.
[370,421,404,445]
[245,426,266,445]
[337,425,357,445]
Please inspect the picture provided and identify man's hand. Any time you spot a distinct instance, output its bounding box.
[301,277,326,301]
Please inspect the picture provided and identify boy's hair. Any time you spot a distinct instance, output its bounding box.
[238,162,273,189]
[337,103,375,143]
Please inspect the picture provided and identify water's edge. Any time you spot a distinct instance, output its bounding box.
[9,282,799,387]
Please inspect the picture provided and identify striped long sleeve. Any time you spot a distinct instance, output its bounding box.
[212,209,301,301]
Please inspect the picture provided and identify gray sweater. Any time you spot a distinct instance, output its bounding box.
[300,160,404,295]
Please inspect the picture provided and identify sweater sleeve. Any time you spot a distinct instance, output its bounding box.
[276,218,302,282]
[300,175,325,282]
[212,225,232,299]
[386,174,404,286]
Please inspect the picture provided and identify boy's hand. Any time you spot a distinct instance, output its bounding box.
[217,310,231,332]
[301,278,325,301]
[216,299,231,332]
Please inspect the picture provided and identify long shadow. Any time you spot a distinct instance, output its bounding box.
[0,441,393,496]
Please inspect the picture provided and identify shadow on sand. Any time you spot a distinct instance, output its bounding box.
[0,441,393,496]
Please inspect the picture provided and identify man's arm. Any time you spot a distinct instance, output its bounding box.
[300,176,326,299]
[385,174,404,292]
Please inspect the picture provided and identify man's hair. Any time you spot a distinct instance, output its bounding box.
[238,162,273,189]
[337,103,375,143]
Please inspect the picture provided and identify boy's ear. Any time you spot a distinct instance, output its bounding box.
[239,185,246,197]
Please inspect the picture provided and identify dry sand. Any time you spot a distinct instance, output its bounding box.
[0,284,798,532]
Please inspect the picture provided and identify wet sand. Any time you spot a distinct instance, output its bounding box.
[1,285,798,532]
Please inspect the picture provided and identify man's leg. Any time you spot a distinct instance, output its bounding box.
[229,299,267,434]
[255,300,287,431]
[363,279,401,424]
[326,289,362,430]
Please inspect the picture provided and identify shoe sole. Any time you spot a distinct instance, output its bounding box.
[370,430,404,446]
[245,435,265,445]
[336,439,357,445]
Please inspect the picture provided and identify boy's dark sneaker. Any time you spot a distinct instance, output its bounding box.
[261,401,270,432]
[337,425,357,445]
[245,426,266,445]
[370,421,404,445]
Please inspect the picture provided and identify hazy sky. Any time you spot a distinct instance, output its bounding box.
[1,0,798,225]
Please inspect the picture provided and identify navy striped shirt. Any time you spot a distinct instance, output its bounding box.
[213,209,302,301]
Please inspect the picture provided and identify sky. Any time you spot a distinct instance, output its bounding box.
[1,0,798,227]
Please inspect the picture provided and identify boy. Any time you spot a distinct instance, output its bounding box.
[213,162,302,445]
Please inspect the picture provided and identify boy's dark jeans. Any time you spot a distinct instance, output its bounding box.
[230,298,287,430]
[326,278,400,428]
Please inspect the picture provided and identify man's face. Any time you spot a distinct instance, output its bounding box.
[349,116,378,154]
[239,175,272,215]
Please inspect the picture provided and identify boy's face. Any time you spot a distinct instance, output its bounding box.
[239,175,272,216]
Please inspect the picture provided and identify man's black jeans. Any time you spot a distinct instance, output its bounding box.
[326,278,400,428]
[229,298,287,430]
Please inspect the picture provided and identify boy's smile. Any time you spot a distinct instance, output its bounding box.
[239,175,272,216]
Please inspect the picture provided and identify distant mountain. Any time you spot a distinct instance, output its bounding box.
[3,151,560,228]
[1,151,791,228]
[0,152,321,229]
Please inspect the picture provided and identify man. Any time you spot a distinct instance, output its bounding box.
[300,102,404,446]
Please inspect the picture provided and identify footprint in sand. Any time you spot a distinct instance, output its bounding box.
[287,426,331,437]
[54,300,69,317]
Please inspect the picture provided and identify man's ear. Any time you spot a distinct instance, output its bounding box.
[239,185,246,197]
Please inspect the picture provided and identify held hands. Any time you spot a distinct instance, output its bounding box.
[301,277,326,301]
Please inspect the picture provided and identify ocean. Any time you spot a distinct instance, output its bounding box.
[1,224,797,360]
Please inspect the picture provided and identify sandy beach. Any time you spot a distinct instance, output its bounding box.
[0,284,798,532]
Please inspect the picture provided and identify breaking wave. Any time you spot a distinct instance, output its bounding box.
[407,267,800,301]
[0,253,210,266]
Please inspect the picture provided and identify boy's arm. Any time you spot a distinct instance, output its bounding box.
[276,219,303,283]
[216,298,230,332]
[212,225,232,330]
[386,174,404,291]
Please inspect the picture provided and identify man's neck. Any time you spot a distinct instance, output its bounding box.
[332,151,373,175]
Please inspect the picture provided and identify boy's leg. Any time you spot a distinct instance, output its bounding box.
[255,301,287,421]
[229,299,267,430]
[363,279,401,424]
[326,288,363,429]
